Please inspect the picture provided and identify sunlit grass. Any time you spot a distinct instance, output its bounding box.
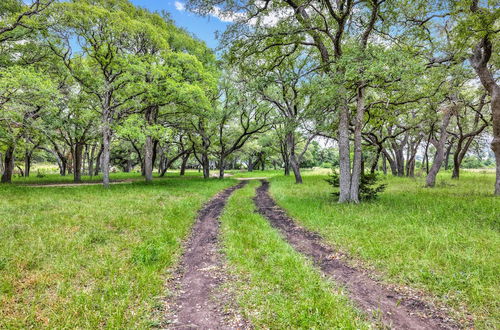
[0,177,234,328]
[269,170,499,328]
[219,180,368,329]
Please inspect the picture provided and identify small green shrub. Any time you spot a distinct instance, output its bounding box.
[326,170,387,201]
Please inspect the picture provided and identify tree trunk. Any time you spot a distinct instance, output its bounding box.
[16,165,24,177]
[452,153,461,179]
[382,153,387,175]
[370,147,382,174]
[405,136,422,178]
[287,133,302,184]
[423,133,431,174]
[88,145,96,176]
[349,86,365,202]
[1,145,15,183]
[382,149,397,176]
[24,150,32,178]
[101,114,112,188]
[470,36,500,195]
[426,109,454,187]
[391,134,408,177]
[144,135,153,182]
[219,155,225,179]
[444,142,453,171]
[395,148,405,177]
[284,161,290,176]
[74,141,84,183]
[180,153,189,176]
[248,157,254,172]
[201,152,210,179]
[82,144,88,175]
[338,102,351,203]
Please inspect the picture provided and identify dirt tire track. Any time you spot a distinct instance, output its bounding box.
[254,180,459,330]
[164,181,249,329]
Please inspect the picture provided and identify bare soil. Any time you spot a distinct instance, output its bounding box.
[164,182,249,329]
[254,180,460,330]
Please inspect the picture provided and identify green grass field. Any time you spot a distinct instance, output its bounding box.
[269,170,499,328]
[0,176,233,328]
[1,168,498,328]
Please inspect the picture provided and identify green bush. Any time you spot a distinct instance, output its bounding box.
[326,170,387,201]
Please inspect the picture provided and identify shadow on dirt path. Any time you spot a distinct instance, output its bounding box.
[164,181,249,329]
[254,180,460,330]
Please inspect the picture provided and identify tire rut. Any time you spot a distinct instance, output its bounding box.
[165,181,249,329]
[254,180,460,330]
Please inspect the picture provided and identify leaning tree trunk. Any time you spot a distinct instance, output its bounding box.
[1,145,15,183]
[426,109,454,187]
[180,153,189,176]
[287,133,302,184]
[382,153,387,175]
[370,147,382,174]
[383,149,397,176]
[452,150,462,179]
[470,36,500,195]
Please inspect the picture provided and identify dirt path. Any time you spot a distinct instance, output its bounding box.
[254,180,459,330]
[164,182,248,329]
[235,177,269,181]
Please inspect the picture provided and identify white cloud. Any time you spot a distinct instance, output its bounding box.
[174,1,185,11]
[208,6,245,23]
[206,6,291,26]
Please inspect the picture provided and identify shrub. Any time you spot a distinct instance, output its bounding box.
[326,170,387,201]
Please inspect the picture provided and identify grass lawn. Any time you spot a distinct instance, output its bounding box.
[11,169,203,185]
[219,180,368,329]
[0,176,234,328]
[269,170,499,328]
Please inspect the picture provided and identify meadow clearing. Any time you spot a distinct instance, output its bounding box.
[0,169,498,328]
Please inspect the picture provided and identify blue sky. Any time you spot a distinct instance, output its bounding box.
[130,0,230,49]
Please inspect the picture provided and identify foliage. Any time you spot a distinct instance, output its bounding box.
[326,170,387,201]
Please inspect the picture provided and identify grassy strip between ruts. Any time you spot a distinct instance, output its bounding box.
[269,171,500,328]
[0,176,234,328]
[219,180,369,329]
